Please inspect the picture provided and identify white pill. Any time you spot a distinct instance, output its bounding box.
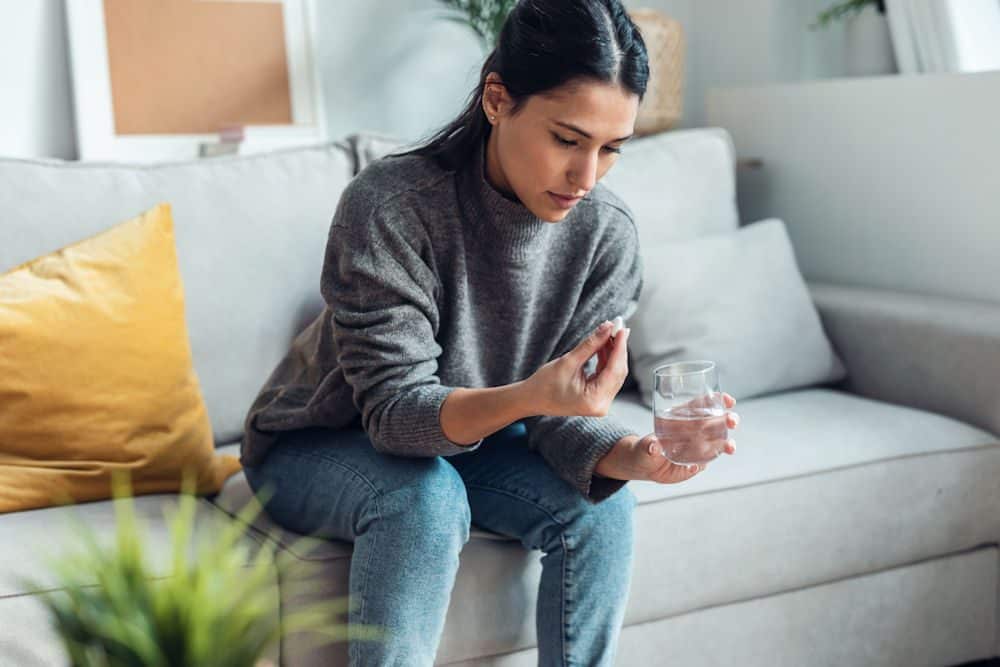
[611,316,624,336]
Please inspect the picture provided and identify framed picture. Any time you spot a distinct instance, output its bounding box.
[65,0,326,162]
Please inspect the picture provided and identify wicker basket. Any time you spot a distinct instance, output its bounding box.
[629,9,685,135]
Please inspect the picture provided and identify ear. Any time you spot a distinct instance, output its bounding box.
[482,72,511,121]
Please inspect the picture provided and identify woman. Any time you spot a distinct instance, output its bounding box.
[241,1,739,664]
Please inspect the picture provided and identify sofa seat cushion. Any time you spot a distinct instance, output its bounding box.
[612,387,1000,625]
[610,387,996,502]
[211,389,1000,662]
[0,493,263,598]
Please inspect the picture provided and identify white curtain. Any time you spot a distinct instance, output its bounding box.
[885,0,1000,74]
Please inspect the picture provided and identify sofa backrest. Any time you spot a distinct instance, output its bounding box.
[0,126,738,446]
[600,126,740,244]
[1,144,355,446]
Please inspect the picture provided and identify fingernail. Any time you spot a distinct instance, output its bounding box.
[732,413,740,425]
[598,321,612,331]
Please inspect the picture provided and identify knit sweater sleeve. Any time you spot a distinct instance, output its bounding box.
[320,186,484,457]
[521,211,644,503]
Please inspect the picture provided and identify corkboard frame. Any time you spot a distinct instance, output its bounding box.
[65,0,326,162]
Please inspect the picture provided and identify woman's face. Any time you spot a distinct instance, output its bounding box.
[483,75,639,223]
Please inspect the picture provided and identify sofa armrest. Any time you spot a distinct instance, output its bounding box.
[809,282,1000,438]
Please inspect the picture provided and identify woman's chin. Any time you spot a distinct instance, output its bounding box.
[534,203,571,223]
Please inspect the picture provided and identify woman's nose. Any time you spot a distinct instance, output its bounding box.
[569,152,599,193]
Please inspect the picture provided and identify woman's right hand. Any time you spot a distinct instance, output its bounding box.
[523,321,630,418]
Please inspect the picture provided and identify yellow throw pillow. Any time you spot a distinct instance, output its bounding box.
[0,203,241,513]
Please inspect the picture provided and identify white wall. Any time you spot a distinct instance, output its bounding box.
[313,1,484,144]
[0,0,75,159]
[0,0,853,159]
[636,0,861,128]
[706,70,1000,305]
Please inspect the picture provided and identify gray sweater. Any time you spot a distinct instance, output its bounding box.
[242,137,643,502]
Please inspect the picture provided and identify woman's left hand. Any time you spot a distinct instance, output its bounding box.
[595,393,739,482]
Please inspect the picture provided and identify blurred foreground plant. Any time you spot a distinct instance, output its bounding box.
[19,471,383,667]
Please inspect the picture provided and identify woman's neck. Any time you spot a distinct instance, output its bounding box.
[484,130,519,202]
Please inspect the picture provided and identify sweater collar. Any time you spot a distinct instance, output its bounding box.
[459,136,553,263]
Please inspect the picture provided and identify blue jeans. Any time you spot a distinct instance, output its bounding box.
[243,421,636,667]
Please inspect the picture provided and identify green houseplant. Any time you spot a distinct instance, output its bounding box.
[810,0,886,30]
[19,472,383,667]
[809,0,896,77]
[436,0,518,49]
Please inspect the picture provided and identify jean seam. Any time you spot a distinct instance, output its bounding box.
[561,532,569,667]
[349,490,381,666]
[464,482,572,666]
[264,449,383,666]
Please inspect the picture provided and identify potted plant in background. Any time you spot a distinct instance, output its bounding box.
[436,0,517,51]
[810,0,897,76]
[19,473,383,667]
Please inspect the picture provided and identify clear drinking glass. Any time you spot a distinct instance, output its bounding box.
[652,361,729,465]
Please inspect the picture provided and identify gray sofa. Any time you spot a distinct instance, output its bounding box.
[2,127,999,666]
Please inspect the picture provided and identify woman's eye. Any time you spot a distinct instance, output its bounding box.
[552,133,622,155]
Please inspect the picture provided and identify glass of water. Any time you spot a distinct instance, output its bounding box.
[653,361,729,466]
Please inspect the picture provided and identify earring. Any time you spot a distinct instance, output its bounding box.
[490,115,496,122]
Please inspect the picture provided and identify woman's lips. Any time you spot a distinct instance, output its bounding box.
[547,192,582,209]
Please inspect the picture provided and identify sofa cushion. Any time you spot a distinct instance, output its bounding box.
[213,389,1000,662]
[627,218,847,404]
[610,388,996,501]
[441,548,999,667]
[339,131,412,174]
[611,388,1000,625]
[0,144,355,446]
[0,204,240,513]
[600,127,740,244]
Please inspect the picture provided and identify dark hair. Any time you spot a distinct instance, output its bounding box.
[391,0,649,171]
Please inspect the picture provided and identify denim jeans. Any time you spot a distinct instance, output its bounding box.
[243,421,636,667]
